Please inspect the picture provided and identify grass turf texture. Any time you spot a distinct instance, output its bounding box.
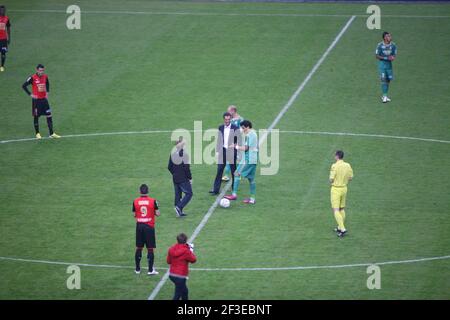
[0,1,449,299]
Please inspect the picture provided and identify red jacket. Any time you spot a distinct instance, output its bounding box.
[167,243,196,278]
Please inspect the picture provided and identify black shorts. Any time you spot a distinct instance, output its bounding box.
[32,99,52,117]
[0,39,7,53]
[136,223,156,248]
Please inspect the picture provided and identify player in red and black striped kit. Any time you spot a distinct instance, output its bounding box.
[22,64,60,139]
[132,184,160,275]
[0,5,11,72]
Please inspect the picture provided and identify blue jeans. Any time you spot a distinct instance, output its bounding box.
[174,181,193,210]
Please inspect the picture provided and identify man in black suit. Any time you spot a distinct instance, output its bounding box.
[209,112,240,195]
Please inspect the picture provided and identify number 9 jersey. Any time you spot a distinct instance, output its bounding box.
[133,196,159,228]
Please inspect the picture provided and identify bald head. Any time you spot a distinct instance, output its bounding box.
[227,105,237,116]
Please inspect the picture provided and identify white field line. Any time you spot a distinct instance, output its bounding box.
[281,131,450,144]
[1,130,449,145]
[147,15,356,300]
[259,16,357,147]
[1,255,449,271]
[0,256,135,270]
[0,130,174,144]
[8,9,450,19]
[192,255,450,271]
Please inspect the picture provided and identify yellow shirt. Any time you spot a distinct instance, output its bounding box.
[329,160,353,187]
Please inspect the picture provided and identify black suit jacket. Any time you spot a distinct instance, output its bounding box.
[216,124,240,163]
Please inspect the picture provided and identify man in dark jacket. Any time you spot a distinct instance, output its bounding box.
[167,233,197,300]
[209,112,240,195]
[168,138,193,217]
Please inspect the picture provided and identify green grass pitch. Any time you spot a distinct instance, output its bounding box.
[0,0,449,299]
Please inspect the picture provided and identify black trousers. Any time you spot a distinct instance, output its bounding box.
[212,148,237,193]
[169,275,188,300]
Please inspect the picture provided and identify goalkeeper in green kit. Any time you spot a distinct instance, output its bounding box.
[224,120,258,205]
[375,31,397,103]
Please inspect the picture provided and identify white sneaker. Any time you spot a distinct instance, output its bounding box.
[135,269,141,274]
[148,269,159,275]
[382,96,391,103]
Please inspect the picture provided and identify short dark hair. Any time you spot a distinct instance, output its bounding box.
[36,64,45,69]
[177,233,188,244]
[223,112,231,119]
[139,184,149,194]
[335,150,344,159]
[382,31,390,40]
[240,120,252,129]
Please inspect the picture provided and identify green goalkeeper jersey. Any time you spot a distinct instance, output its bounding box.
[376,41,397,68]
[243,130,258,165]
[231,116,243,128]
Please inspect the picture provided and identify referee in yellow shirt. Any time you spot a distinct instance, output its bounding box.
[329,150,353,238]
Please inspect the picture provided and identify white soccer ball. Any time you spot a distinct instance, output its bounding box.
[219,198,230,208]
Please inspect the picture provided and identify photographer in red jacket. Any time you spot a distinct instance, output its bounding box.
[167,233,197,300]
